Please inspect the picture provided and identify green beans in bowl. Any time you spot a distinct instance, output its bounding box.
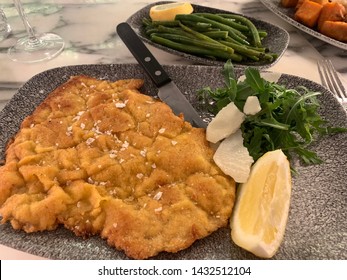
[126,1,290,69]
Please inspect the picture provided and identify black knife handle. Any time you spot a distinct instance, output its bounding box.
[116,22,171,87]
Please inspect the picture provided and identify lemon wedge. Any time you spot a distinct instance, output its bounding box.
[231,149,292,258]
[149,2,194,21]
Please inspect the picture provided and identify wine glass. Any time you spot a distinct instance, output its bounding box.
[8,0,64,63]
[0,8,11,41]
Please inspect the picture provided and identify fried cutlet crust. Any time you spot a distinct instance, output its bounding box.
[0,76,235,259]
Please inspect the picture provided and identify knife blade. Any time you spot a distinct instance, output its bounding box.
[116,22,207,128]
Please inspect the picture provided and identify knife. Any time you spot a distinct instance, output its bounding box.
[116,22,207,128]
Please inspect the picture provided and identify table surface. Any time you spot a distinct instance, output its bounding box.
[0,0,346,260]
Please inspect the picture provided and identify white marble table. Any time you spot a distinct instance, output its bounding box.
[0,0,346,260]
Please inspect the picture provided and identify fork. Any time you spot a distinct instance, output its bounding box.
[317,59,347,108]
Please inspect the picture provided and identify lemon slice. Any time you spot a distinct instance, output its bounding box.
[231,149,292,258]
[149,2,194,21]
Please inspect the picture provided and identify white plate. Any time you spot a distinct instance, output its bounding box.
[260,0,347,50]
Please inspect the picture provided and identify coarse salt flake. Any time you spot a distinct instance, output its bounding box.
[158,128,166,134]
[140,149,147,157]
[153,191,163,201]
[109,189,117,195]
[121,141,129,150]
[86,138,95,145]
[115,102,126,108]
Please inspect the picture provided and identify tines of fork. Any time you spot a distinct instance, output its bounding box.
[317,59,347,107]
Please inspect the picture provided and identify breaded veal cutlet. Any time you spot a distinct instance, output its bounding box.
[0,75,236,259]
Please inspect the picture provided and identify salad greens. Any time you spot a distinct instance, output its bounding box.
[199,60,347,165]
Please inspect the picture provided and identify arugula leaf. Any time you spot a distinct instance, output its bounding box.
[198,60,347,166]
[245,67,265,93]
[222,59,236,88]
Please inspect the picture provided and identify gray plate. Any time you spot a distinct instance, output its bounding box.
[126,1,289,69]
[0,64,346,260]
[260,0,347,50]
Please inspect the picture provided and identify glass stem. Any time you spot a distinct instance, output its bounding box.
[13,0,40,46]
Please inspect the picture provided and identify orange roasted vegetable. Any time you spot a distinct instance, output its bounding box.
[281,0,298,8]
[296,0,329,9]
[319,20,347,42]
[317,2,347,30]
[312,0,328,4]
[294,0,323,28]
[282,0,347,43]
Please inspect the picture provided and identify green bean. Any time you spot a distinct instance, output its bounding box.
[224,35,243,45]
[257,30,268,38]
[260,52,278,62]
[156,25,196,38]
[142,17,152,27]
[145,27,160,35]
[194,13,249,32]
[150,34,243,61]
[225,36,266,52]
[243,30,267,41]
[153,33,230,52]
[175,14,250,45]
[194,14,248,39]
[178,22,235,54]
[180,20,212,31]
[245,45,267,52]
[150,20,180,27]
[218,40,263,61]
[142,12,275,64]
[217,14,262,47]
[202,30,229,39]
